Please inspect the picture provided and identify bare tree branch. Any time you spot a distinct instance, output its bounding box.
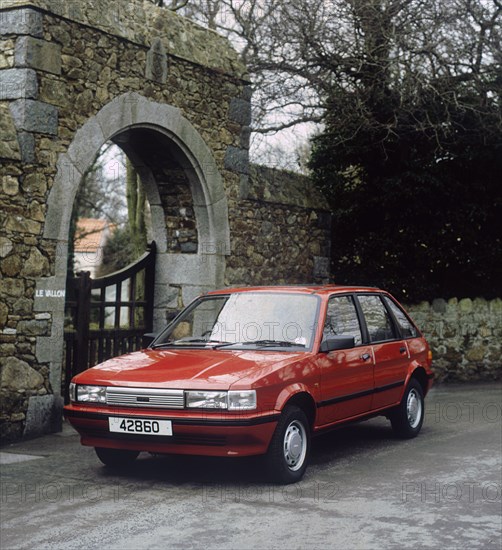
[147,0,501,154]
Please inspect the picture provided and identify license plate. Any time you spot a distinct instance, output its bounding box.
[108,417,172,436]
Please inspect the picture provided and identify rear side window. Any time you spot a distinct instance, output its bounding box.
[324,295,362,345]
[357,295,396,343]
[383,296,418,338]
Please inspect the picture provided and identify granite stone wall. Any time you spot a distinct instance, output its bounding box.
[226,164,332,285]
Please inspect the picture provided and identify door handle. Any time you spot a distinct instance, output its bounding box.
[361,353,371,361]
[399,346,407,354]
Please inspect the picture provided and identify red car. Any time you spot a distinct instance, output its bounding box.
[64,285,433,483]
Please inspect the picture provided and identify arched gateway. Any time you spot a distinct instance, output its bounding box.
[0,0,331,441]
[45,92,231,322]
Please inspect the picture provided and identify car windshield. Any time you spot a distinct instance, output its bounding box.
[153,292,319,350]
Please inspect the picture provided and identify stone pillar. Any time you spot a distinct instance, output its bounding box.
[1,7,64,441]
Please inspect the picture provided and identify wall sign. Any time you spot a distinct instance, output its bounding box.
[35,289,65,298]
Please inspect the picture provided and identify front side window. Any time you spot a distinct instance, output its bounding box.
[357,295,397,343]
[323,295,362,345]
[154,292,319,350]
[383,296,418,338]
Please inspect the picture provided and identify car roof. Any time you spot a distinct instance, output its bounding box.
[205,285,383,297]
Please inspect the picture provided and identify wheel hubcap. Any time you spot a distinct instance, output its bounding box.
[407,389,422,429]
[283,420,307,471]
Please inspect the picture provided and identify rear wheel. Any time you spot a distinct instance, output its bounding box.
[265,405,310,484]
[390,378,424,438]
[95,447,139,467]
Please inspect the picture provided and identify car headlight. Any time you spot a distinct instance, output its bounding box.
[186,391,228,409]
[75,385,107,404]
[228,390,256,411]
[69,382,76,403]
[185,390,256,410]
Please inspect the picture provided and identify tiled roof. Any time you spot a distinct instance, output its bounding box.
[74,218,111,252]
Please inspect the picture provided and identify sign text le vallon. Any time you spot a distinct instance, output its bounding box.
[35,289,66,298]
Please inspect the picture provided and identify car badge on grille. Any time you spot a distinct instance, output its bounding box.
[136,396,150,403]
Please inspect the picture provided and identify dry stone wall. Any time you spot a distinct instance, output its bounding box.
[407,298,502,382]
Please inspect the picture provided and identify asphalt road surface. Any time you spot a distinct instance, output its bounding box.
[1,383,501,550]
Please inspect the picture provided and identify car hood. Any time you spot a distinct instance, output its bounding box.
[72,348,309,390]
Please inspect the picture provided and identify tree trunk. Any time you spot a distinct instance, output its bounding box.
[126,159,147,259]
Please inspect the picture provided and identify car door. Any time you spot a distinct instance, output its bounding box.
[317,294,374,425]
[356,294,408,410]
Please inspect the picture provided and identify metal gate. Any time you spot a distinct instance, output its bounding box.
[63,242,156,402]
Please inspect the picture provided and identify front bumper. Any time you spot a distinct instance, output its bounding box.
[64,404,279,457]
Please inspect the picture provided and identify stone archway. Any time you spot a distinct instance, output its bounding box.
[36,92,230,410]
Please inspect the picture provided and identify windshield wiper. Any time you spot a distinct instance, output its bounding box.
[151,341,176,349]
[215,340,306,349]
[151,338,229,349]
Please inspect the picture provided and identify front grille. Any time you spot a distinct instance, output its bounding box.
[106,387,185,409]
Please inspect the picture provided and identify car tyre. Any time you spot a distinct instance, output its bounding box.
[390,378,424,439]
[265,405,310,484]
[95,447,140,467]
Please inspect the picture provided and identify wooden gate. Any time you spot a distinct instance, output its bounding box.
[63,242,156,402]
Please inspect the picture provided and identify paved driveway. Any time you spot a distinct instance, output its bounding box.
[1,383,501,550]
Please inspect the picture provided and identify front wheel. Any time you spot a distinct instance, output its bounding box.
[95,447,140,467]
[264,405,310,484]
[390,378,424,439]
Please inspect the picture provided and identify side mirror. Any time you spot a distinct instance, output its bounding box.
[142,332,158,348]
[320,335,355,353]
